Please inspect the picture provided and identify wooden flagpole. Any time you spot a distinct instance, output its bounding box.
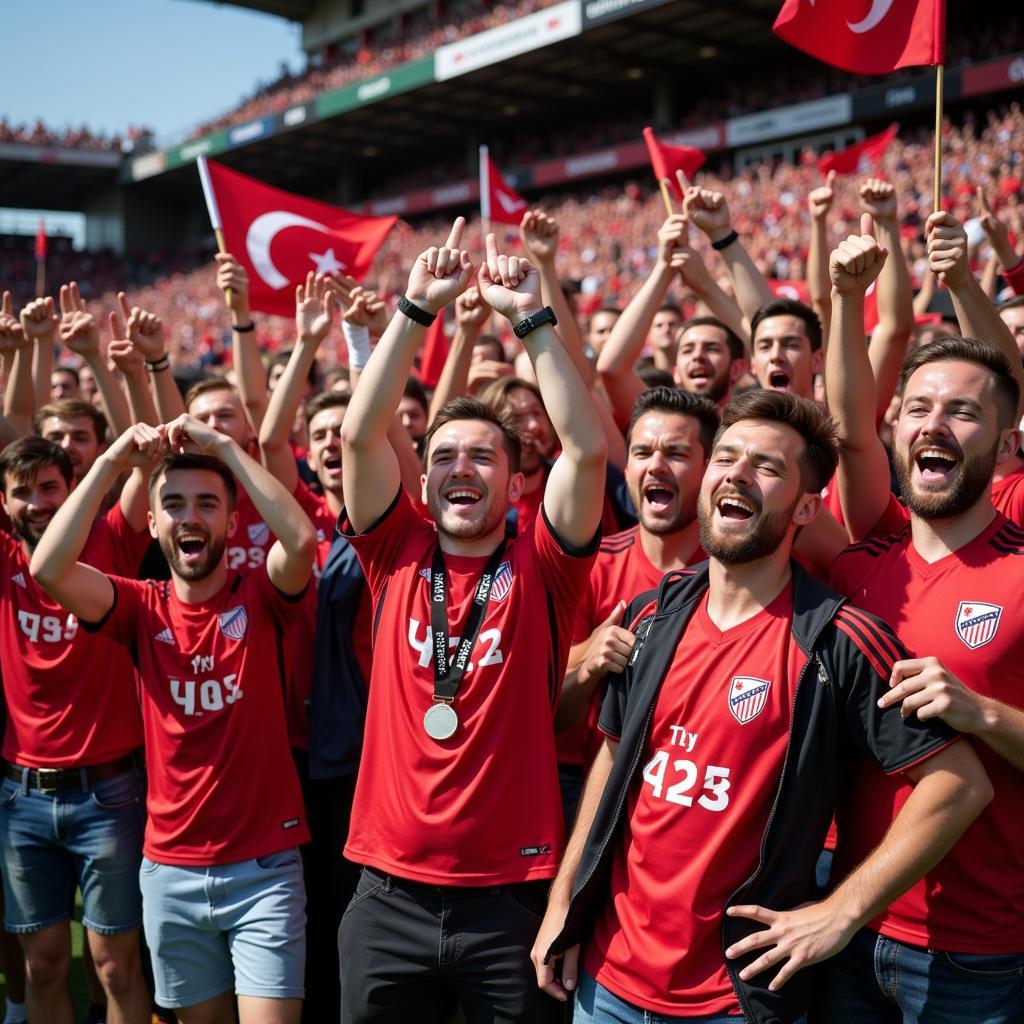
[196,156,231,306]
[658,179,674,216]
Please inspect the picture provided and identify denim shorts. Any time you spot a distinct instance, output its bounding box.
[575,969,746,1023]
[139,848,306,1009]
[0,767,144,935]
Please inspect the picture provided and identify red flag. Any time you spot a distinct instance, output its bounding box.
[34,219,46,261]
[643,127,706,200]
[416,313,449,388]
[769,279,811,304]
[201,160,396,317]
[818,123,899,176]
[479,146,527,226]
[773,0,945,74]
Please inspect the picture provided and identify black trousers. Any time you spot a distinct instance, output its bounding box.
[339,867,566,1024]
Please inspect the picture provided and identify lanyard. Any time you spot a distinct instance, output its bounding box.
[429,541,506,704]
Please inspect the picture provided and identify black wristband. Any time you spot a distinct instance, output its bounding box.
[512,306,558,339]
[145,355,170,372]
[710,229,739,251]
[232,322,255,333]
[398,296,436,327]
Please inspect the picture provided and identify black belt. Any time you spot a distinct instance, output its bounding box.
[5,753,137,793]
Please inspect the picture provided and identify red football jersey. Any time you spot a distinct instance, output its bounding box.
[560,527,703,769]
[80,501,154,578]
[84,567,310,865]
[0,509,144,768]
[226,489,275,572]
[342,490,597,885]
[830,513,1024,952]
[585,587,800,1016]
[990,465,1024,525]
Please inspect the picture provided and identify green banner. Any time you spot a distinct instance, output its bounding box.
[165,130,230,170]
[316,57,434,119]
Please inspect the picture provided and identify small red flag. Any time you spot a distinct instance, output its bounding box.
[416,313,449,389]
[818,123,899,176]
[769,279,811,304]
[479,146,527,227]
[643,127,706,200]
[34,219,46,261]
[201,160,396,317]
[773,0,945,74]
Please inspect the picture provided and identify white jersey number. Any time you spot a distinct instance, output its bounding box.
[18,610,78,644]
[642,750,731,812]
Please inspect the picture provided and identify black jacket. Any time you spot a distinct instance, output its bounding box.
[548,560,956,1024]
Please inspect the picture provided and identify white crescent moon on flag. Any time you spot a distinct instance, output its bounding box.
[847,0,896,34]
[246,211,334,290]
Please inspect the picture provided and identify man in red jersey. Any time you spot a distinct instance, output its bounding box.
[337,219,607,1022]
[532,389,991,1024]
[556,387,718,822]
[30,415,317,1024]
[817,213,1024,1022]
[0,436,151,1024]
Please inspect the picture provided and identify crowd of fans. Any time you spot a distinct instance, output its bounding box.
[0,118,153,153]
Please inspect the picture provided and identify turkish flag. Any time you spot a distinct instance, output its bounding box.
[819,123,899,176]
[416,313,449,388]
[643,127,706,200]
[202,160,397,317]
[773,0,945,74]
[479,147,527,226]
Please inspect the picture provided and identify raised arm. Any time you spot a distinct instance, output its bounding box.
[673,236,750,347]
[928,210,1024,421]
[259,274,335,491]
[977,187,1022,279]
[30,423,164,622]
[825,215,893,540]
[58,282,130,436]
[478,234,607,547]
[166,414,316,595]
[428,286,490,416]
[216,254,266,433]
[21,296,58,411]
[118,292,185,422]
[807,171,836,342]
[861,179,915,425]
[684,184,774,324]
[1,293,33,437]
[341,218,475,532]
[108,297,159,427]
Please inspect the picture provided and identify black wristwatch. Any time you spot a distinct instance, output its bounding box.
[513,306,558,339]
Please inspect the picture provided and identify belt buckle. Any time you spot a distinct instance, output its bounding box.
[35,768,62,793]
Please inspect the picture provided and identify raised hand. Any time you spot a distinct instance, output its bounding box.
[656,214,689,267]
[405,217,475,315]
[808,170,837,221]
[519,208,560,264]
[105,422,166,469]
[829,213,888,296]
[477,233,542,324]
[58,282,100,357]
[295,271,335,344]
[926,211,970,289]
[576,601,632,686]
[0,292,27,352]
[976,187,1020,269]
[343,287,389,338]
[455,286,491,330]
[859,177,898,224]
[683,186,733,244]
[467,359,513,393]
[19,296,59,344]
[214,253,251,317]
[164,413,230,455]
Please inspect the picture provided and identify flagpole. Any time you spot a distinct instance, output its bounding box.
[196,156,232,307]
[658,179,674,216]
[35,256,45,299]
[933,64,944,214]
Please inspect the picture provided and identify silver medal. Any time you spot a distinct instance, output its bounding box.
[423,702,459,741]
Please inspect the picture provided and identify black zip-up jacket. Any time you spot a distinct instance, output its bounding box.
[548,561,957,1024]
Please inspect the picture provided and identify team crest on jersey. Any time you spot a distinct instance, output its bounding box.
[218,606,248,641]
[154,627,175,645]
[955,601,1002,650]
[10,572,26,589]
[489,561,513,603]
[418,567,432,584]
[728,676,772,724]
[247,522,270,546]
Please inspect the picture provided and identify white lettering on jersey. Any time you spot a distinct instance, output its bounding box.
[226,546,266,570]
[642,749,731,812]
[191,654,214,673]
[18,610,78,644]
[407,618,505,674]
[169,674,241,717]
[667,724,699,753]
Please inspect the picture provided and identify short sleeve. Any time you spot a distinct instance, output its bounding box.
[250,564,307,631]
[832,605,959,775]
[865,493,910,540]
[79,575,146,646]
[531,505,600,611]
[339,489,431,595]
[82,503,153,577]
[571,577,599,645]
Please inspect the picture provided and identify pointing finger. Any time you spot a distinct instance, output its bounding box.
[1,291,11,318]
[485,232,499,278]
[826,169,836,189]
[445,216,466,250]
[860,213,874,238]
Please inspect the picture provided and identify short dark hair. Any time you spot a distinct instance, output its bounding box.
[628,386,720,458]
[899,335,1021,430]
[148,453,237,511]
[677,315,746,361]
[0,436,73,495]
[34,398,108,445]
[637,365,675,389]
[422,396,522,473]
[655,303,682,318]
[305,390,349,430]
[268,349,319,388]
[590,307,621,326]
[323,365,350,389]
[477,376,545,418]
[403,376,429,416]
[718,389,838,493]
[750,298,822,352]
[51,364,80,385]
[997,295,1024,313]
[473,335,506,363]
[184,376,238,411]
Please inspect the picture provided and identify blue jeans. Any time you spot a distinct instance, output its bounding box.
[813,927,1024,1024]
[574,970,745,1023]
[0,768,144,934]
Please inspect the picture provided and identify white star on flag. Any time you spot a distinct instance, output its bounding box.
[308,247,345,275]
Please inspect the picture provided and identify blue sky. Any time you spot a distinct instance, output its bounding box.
[2,0,303,143]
